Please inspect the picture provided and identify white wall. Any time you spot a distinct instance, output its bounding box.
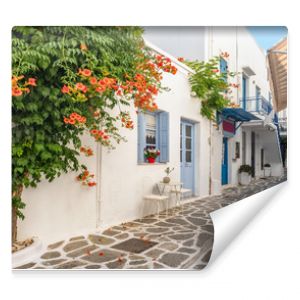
[18,59,213,243]
[19,134,98,244]
[207,26,282,186]
[99,64,212,229]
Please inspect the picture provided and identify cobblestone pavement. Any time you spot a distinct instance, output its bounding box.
[15,175,286,270]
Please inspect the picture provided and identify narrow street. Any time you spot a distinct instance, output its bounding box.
[15,175,287,270]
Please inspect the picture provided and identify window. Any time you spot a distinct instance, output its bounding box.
[137,111,169,163]
[220,58,228,83]
[145,113,157,149]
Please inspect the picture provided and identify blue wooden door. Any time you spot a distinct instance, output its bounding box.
[180,121,194,193]
[221,137,228,185]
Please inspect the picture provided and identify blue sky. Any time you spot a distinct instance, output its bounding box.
[247,26,287,51]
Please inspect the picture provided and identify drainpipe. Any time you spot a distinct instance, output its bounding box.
[209,120,212,195]
[208,26,213,195]
[96,143,102,229]
[236,27,239,102]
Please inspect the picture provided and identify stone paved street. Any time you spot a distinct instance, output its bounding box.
[15,175,286,270]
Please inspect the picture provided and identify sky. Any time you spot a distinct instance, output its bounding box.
[247,26,288,51]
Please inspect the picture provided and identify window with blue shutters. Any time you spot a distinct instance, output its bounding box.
[137,110,169,163]
[220,57,228,83]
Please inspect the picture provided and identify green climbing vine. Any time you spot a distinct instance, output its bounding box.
[182,53,238,121]
[11,26,177,241]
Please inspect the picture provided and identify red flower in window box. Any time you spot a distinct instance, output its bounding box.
[147,157,156,164]
[144,148,160,163]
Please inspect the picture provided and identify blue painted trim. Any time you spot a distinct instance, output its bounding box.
[221,137,229,185]
[158,111,169,163]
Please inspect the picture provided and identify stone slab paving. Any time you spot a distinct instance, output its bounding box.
[15,175,286,270]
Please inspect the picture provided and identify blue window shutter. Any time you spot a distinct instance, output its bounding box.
[158,111,169,163]
[137,112,146,163]
[220,58,228,83]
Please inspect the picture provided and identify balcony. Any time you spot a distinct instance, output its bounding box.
[239,96,273,116]
[278,117,287,136]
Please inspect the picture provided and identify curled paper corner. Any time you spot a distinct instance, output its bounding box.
[206,181,288,268]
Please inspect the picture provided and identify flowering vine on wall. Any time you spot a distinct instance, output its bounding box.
[11,26,177,242]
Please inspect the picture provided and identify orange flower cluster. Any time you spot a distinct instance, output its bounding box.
[61,85,70,94]
[227,102,240,108]
[76,169,96,187]
[130,54,178,111]
[80,146,93,157]
[90,129,110,142]
[80,44,88,51]
[96,77,118,94]
[93,110,100,117]
[61,69,122,99]
[60,54,178,132]
[64,112,86,125]
[230,83,240,88]
[155,55,177,74]
[131,72,159,111]
[177,57,185,62]
[12,75,37,97]
[221,51,230,58]
[75,82,88,93]
[119,112,134,129]
[78,68,92,77]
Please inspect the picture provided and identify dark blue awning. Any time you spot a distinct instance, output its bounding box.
[221,108,261,122]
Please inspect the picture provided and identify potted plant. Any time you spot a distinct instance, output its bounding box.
[144,148,160,163]
[163,167,174,183]
[263,163,271,177]
[238,164,253,185]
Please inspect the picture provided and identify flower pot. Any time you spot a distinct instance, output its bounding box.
[239,172,251,185]
[264,167,271,177]
[163,176,170,183]
[147,157,155,164]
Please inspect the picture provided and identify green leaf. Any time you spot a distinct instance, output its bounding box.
[40,151,52,160]
[34,143,45,152]
[46,144,62,153]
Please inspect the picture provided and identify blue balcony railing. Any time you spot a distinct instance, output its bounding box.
[239,96,273,115]
[278,117,287,133]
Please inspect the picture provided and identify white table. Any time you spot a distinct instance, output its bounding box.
[157,181,184,208]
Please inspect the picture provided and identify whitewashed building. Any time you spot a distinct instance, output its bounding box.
[18,27,283,244]
[145,26,283,188]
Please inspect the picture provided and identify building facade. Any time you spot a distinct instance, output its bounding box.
[18,27,283,244]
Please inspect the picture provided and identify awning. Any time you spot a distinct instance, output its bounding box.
[220,108,261,122]
[267,38,287,112]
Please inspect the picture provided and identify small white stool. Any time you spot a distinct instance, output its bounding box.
[143,194,169,217]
